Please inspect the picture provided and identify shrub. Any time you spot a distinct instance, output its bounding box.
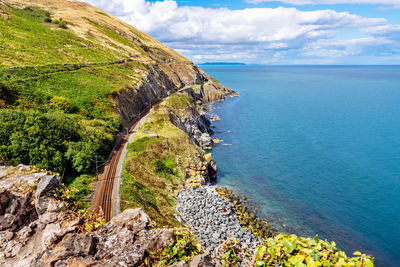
[52,18,68,28]
[49,96,73,113]
[165,94,193,109]
[0,110,116,175]
[49,183,105,233]
[58,20,68,29]
[216,238,252,266]
[254,234,374,267]
[14,6,52,23]
[158,229,202,265]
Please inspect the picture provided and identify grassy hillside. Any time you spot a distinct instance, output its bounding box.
[121,94,205,225]
[0,0,201,180]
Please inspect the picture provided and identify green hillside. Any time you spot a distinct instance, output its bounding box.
[0,1,197,180]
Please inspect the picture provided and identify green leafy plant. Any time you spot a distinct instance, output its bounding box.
[216,238,251,267]
[158,229,202,266]
[58,19,68,29]
[254,234,374,267]
[49,183,86,213]
[48,183,105,232]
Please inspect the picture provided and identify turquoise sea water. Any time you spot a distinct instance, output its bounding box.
[202,65,400,266]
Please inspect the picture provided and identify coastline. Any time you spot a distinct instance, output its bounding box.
[171,90,374,265]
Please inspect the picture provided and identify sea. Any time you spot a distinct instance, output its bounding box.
[201,65,400,267]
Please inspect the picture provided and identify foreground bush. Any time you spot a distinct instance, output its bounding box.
[254,234,374,267]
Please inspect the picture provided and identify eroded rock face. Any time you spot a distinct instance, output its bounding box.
[111,207,150,230]
[0,170,180,267]
[0,167,71,266]
[35,174,60,215]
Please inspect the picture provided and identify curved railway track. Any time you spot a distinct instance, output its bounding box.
[93,92,179,221]
[93,88,187,221]
[93,104,151,221]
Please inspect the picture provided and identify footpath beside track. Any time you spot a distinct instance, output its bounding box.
[92,104,152,221]
[92,89,186,221]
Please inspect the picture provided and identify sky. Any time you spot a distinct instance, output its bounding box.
[81,0,400,65]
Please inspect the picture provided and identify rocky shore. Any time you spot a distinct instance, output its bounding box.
[176,186,261,256]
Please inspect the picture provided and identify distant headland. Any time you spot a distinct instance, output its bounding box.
[199,62,246,66]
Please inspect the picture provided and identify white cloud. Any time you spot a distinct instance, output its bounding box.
[82,0,385,44]
[361,24,400,38]
[247,0,400,5]
[81,0,399,64]
[303,37,394,57]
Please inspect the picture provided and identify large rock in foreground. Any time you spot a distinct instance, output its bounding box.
[0,166,192,266]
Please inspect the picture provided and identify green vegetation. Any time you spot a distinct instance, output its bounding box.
[0,6,123,66]
[0,5,146,182]
[121,95,202,226]
[127,136,162,153]
[153,157,176,181]
[52,18,68,29]
[145,229,202,266]
[218,239,243,266]
[84,17,147,55]
[254,234,374,267]
[160,229,202,265]
[13,6,52,23]
[49,183,105,232]
[165,94,192,109]
[67,174,95,201]
[0,109,116,175]
[49,96,73,113]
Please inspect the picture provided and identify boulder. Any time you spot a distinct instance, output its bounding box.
[190,254,215,267]
[35,175,59,199]
[170,260,189,267]
[35,175,60,215]
[43,233,94,266]
[199,133,212,148]
[111,208,150,231]
[143,228,175,252]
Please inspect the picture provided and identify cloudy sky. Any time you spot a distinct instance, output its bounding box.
[82,0,400,64]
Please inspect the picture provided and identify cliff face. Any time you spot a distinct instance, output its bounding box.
[111,63,232,126]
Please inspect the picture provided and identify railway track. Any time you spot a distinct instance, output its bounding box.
[94,105,150,221]
[93,88,187,221]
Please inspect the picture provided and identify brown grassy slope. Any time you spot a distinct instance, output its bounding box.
[5,0,189,65]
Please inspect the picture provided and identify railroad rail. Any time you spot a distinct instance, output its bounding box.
[92,104,151,221]
[93,87,188,221]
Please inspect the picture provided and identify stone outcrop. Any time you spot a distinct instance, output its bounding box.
[0,166,208,266]
[35,174,60,215]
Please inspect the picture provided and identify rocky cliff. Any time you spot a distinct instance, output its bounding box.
[0,166,217,266]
